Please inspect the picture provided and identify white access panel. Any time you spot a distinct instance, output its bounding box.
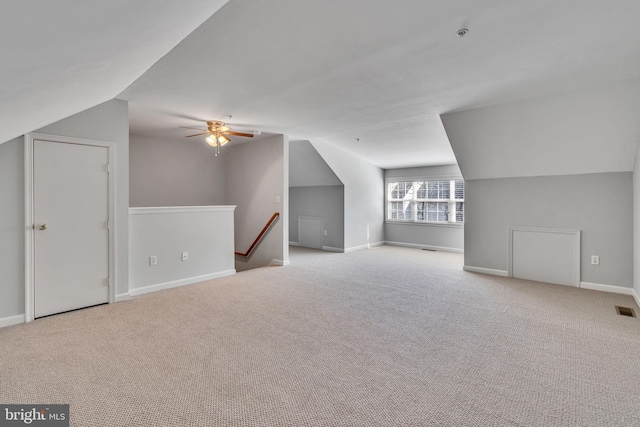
[33,140,110,317]
[298,216,323,249]
[510,227,581,287]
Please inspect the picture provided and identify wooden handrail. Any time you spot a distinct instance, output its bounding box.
[235,212,280,257]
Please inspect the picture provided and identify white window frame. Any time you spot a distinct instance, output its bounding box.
[386,177,464,226]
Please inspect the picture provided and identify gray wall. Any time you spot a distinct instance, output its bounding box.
[129,134,226,207]
[384,165,464,251]
[0,99,129,320]
[385,223,464,252]
[226,135,288,271]
[290,140,342,187]
[0,138,25,318]
[129,207,235,291]
[465,172,633,287]
[385,164,462,180]
[289,186,344,249]
[289,140,345,250]
[310,139,384,250]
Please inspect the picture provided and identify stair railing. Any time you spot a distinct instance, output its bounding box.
[234,212,280,257]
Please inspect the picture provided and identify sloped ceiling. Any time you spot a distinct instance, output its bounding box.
[0,0,228,144]
[119,0,640,169]
[4,1,640,171]
[442,79,640,180]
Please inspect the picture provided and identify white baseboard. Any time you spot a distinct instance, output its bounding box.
[580,282,634,295]
[115,293,131,302]
[633,289,640,309]
[129,270,236,297]
[463,266,509,277]
[270,259,290,266]
[289,241,300,246]
[384,241,464,253]
[0,314,25,329]
[344,242,385,253]
[322,246,344,253]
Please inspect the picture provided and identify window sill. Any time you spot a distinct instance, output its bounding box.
[385,220,464,229]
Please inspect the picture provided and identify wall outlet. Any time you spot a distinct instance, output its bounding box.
[591,255,599,265]
[324,229,328,236]
[149,256,157,266]
[182,252,189,261]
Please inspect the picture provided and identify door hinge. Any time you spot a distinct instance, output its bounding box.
[107,164,111,173]
[107,221,111,230]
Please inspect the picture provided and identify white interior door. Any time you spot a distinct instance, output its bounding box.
[299,216,323,249]
[34,140,110,318]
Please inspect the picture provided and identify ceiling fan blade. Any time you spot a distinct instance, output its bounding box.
[180,126,208,131]
[226,131,254,138]
[185,132,210,137]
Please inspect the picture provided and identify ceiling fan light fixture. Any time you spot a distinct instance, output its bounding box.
[205,135,216,146]
[184,120,253,155]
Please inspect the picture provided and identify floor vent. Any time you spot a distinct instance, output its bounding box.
[615,306,636,318]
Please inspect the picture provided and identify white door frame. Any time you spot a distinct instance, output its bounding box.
[24,132,117,322]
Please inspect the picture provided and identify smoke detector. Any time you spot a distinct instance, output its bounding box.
[456,28,469,38]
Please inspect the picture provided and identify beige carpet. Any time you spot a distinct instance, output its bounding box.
[1,246,639,426]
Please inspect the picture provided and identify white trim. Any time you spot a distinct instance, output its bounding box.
[385,176,464,224]
[580,282,634,295]
[25,133,117,323]
[344,242,384,253]
[463,266,509,277]
[633,289,640,309]
[384,241,464,253]
[508,226,581,286]
[0,314,26,329]
[345,244,368,253]
[386,175,463,183]
[129,206,236,215]
[129,270,236,297]
[322,246,344,253]
[289,241,300,246]
[385,221,464,229]
[115,293,131,302]
[24,135,34,323]
[269,259,290,266]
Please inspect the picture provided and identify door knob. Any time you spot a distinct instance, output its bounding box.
[39,224,47,231]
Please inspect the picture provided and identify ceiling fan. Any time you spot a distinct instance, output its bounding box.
[182,120,253,155]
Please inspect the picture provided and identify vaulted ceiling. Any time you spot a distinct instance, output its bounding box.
[3,0,640,171]
[0,0,228,145]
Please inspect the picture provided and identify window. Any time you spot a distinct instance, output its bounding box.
[387,179,464,224]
